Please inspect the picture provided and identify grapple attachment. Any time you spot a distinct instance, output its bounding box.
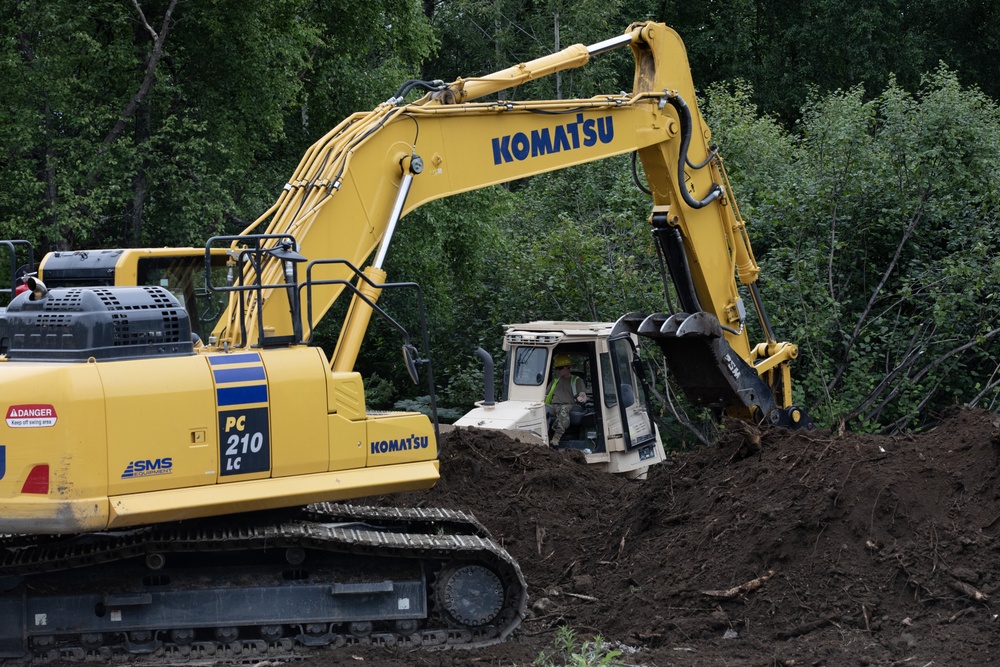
[620,311,810,428]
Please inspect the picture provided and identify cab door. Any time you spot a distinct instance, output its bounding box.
[607,335,657,450]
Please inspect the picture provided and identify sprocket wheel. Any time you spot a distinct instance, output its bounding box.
[435,564,504,627]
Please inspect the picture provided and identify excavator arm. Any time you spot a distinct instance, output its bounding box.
[215,22,805,425]
[212,27,670,354]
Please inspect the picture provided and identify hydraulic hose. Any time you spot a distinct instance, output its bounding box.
[389,79,446,105]
[664,93,724,209]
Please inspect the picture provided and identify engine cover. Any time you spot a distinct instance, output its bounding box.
[0,286,194,361]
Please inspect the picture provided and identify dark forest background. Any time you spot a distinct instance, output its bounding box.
[2,0,997,437]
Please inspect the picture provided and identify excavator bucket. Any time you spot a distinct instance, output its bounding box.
[619,311,782,424]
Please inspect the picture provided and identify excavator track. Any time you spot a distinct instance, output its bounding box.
[0,504,527,665]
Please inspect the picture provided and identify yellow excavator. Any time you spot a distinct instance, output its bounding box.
[0,22,809,660]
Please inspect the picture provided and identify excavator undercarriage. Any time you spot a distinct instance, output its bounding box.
[0,504,526,662]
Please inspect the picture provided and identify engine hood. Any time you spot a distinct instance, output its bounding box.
[452,401,547,444]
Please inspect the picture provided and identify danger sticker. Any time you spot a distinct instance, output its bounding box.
[6,404,57,428]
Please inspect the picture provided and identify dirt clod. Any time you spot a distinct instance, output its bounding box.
[303,406,1000,666]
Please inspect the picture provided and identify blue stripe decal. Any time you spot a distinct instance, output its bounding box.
[0,445,5,481]
[213,367,267,384]
[208,353,262,366]
[217,385,268,406]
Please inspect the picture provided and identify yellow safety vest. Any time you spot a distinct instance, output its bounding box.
[545,375,582,404]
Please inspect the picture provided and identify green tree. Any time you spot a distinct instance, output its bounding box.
[0,0,433,251]
[705,71,1000,431]
[643,0,1000,120]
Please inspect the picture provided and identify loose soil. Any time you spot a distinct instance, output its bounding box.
[303,407,1000,666]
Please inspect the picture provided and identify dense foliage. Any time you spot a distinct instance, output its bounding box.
[0,0,433,249]
[700,74,1000,431]
[1,1,997,432]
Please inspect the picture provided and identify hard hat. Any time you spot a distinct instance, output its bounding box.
[553,354,572,368]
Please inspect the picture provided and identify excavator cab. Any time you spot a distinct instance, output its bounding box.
[35,246,232,344]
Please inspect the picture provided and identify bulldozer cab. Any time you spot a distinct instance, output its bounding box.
[537,344,599,452]
[459,320,665,478]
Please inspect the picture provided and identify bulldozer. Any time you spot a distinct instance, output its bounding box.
[453,320,667,479]
[0,21,809,661]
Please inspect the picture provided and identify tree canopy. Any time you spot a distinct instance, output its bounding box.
[1,0,997,433]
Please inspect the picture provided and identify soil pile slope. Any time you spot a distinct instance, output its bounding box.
[306,407,1000,666]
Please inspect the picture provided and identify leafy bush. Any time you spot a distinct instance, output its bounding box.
[705,71,1000,432]
[533,626,624,667]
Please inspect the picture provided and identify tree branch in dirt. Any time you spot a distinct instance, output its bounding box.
[102,0,180,148]
[700,570,775,599]
[865,324,1000,429]
[885,375,946,434]
[969,364,1000,409]
[773,615,838,640]
[948,578,988,602]
[847,324,927,423]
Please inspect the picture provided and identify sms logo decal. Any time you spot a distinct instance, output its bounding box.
[122,458,174,478]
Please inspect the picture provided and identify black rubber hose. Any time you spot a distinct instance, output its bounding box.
[392,79,446,102]
[665,94,724,209]
[631,151,652,195]
[687,144,719,170]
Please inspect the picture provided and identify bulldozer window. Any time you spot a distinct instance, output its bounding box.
[512,347,548,386]
[600,353,618,407]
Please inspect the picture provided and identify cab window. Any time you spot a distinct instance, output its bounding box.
[512,347,548,386]
[600,352,618,407]
[137,257,229,343]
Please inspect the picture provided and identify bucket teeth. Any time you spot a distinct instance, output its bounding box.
[633,311,722,340]
[616,311,647,334]
[673,311,722,338]
[638,313,670,336]
[658,313,685,336]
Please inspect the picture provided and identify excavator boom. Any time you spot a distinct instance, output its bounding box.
[212,21,802,424]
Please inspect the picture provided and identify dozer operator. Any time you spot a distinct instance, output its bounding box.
[0,21,808,662]
[546,354,588,447]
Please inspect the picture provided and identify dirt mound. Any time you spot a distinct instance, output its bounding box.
[303,407,1000,666]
